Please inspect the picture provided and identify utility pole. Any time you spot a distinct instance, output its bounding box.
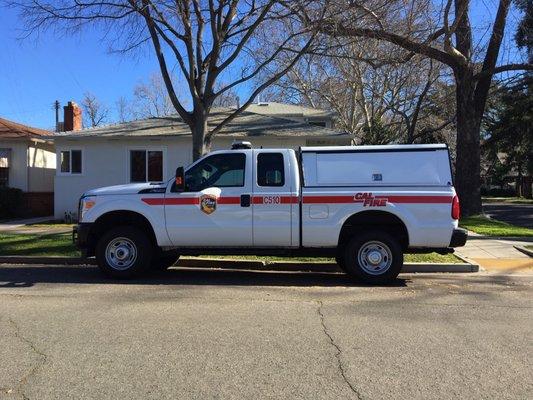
[54,100,60,132]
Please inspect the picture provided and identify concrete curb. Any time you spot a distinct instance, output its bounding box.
[468,236,533,243]
[0,256,96,265]
[0,256,478,273]
[452,253,483,272]
[513,246,533,258]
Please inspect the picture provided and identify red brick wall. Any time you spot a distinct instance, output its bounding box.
[23,192,54,217]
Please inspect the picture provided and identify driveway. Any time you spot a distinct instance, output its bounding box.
[0,265,531,399]
[483,203,533,228]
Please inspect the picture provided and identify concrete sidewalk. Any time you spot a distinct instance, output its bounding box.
[456,232,533,273]
[0,217,71,234]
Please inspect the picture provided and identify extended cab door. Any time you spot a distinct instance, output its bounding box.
[164,151,253,247]
[252,150,297,247]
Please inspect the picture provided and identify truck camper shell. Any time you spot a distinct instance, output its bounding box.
[300,144,453,188]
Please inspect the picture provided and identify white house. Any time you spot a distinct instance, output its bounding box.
[0,117,56,216]
[53,103,351,220]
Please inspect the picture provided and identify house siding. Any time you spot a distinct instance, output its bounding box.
[28,141,56,192]
[0,140,29,191]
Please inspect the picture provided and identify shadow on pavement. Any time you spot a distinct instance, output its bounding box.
[0,265,408,289]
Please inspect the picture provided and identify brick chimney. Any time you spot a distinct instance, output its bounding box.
[63,101,82,131]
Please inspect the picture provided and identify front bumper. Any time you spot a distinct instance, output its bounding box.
[449,228,468,247]
[73,223,93,251]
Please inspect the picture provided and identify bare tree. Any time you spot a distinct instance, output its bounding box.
[268,39,452,144]
[81,92,109,127]
[115,96,131,123]
[132,73,175,118]
[306,0,533,215]
[212,82,239,108]
[11,1,318,160]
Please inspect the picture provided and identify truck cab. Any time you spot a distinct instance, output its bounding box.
[75,143,467,283]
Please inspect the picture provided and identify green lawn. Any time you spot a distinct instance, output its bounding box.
[0,232,79,257]
[0,231,460,263]
[482,197,533,204]
[460,215,533,237]
[201,253,461,263]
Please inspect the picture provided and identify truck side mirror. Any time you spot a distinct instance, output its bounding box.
[175,167,185,191]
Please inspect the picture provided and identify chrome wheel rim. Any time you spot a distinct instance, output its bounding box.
[357,241,392,275]
[105,237,137,271]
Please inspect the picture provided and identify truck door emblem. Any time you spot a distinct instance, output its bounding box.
[200,194,217,214]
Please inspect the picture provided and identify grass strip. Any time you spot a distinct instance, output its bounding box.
[0,232,462,263]
[460,215,533,237]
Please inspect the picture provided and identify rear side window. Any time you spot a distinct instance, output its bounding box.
[257,153,284,187]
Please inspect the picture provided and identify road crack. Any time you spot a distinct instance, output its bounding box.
[317,301,363,400]
[7,317,47,399]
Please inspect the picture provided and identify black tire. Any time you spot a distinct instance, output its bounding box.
[95,226,153,279]
[151,251,180,271]
[335,255,348,273]
[342,230,403,284]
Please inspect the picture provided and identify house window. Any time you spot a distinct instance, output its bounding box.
[60,150,82,174]
[0,149,10,187]
[257,153,285,187]
[130,150,163,182]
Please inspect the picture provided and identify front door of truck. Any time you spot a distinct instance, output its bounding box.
[164,151,253,247]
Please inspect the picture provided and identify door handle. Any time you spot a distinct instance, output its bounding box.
[240,194,251,207]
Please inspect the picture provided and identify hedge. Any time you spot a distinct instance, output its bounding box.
[0,187,24,219]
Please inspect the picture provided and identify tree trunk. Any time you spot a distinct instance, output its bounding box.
[454,71,483,216]
[523,176,532,199]
[191,104,213,161]
[191,116,210,161]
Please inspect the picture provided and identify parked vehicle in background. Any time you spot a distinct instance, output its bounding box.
[74,143,467,284]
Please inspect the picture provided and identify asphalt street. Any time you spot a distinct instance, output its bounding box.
[483,203,533,229]
[0,265,532,400]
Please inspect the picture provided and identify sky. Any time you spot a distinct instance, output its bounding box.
[0,2,527,130]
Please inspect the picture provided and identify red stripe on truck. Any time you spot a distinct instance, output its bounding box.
[302,195,452,204]
[218,197,241,205]
[303,196,363,204]
[143,195,452,206]
[142,197,198,206]
[376,195,452,203]
[252,195,298,204]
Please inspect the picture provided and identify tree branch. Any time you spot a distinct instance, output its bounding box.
[316,22,461,69]
[140,0,191,124]
[207,33,317,139]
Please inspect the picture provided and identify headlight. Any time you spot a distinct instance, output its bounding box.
[79,196,96,221]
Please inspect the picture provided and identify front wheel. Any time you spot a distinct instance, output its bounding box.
[96,226,153,279]
[152,251,180,271]
[342,231,403,284]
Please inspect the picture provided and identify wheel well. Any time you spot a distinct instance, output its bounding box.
[86,210,157,256]
[338,211,409,251]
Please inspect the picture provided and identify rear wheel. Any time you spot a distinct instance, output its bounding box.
[96,226,153,279]
[342,230,403,284]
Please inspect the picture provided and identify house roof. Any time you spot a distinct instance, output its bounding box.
[246,102,336,119]
[54,107,346,139]
[0,117,53,139]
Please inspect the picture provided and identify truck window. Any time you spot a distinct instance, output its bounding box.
[257,153,284,187]
[185,153,245,191]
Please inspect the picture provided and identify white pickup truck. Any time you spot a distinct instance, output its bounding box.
[74,143,467,283]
